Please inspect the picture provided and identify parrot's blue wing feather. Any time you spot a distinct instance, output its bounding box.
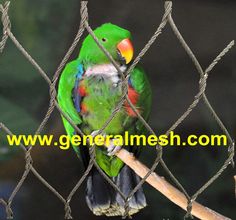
[73,64,84,113]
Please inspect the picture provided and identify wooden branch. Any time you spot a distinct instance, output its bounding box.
[113,148,231,220]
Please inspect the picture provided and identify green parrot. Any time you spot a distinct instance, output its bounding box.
[58,23,152,216]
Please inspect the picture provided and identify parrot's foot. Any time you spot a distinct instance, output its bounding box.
[91,130,106,137]
[90,130,121,156]
[107,140,122,156]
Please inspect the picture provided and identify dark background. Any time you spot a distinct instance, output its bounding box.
[0,0,235,219]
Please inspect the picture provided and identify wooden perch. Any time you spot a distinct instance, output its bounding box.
[112,148,231,220]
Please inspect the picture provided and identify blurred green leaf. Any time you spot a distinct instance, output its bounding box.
[0,96,38,161]
[0,44,42,83]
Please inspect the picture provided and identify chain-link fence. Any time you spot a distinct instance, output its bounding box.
[0,1,235,219]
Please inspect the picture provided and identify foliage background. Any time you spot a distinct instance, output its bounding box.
[0,0,235,219]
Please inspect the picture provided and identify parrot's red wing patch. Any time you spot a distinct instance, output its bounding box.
[124,86,140,117]
[81,103,88,114]
[73,77,88,114]
[78,84,87,97]
[78,82,88,114]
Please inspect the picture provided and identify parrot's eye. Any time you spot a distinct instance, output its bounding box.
[101,38,107,42]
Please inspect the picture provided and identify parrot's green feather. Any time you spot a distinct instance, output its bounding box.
[58,59,82,125]
[130,67,152,132]
[58,60,83,154]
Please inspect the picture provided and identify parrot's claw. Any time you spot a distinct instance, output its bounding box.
[90,131,121,156]
[90,130,106,138]
[107,141,122,156]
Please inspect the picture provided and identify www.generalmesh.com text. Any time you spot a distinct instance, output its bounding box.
[4,131,228,150]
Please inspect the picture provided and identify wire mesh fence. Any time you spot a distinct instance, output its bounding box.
[0,1,235,219]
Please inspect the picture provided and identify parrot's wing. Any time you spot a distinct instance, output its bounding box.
[57,59,84,153]
[127,66,152,133]
[119,66,152,156]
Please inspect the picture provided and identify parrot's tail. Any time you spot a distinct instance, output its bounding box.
[85,165,147,216]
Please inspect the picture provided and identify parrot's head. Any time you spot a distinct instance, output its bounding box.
[79,23,134,67]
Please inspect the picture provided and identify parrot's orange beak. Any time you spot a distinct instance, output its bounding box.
[117,38,134,64]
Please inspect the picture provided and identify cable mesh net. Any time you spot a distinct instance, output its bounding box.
[0,1,234,219]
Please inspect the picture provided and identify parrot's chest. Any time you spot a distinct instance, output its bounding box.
[78,64,127,134]
[82,64,126,97]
